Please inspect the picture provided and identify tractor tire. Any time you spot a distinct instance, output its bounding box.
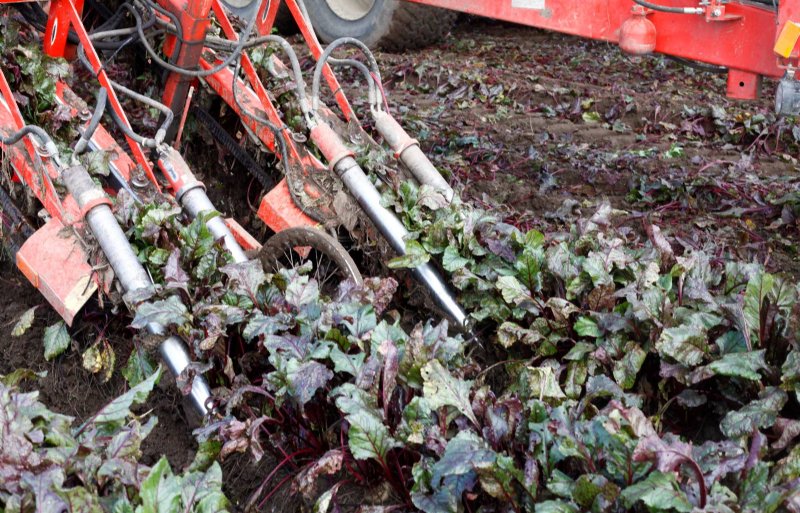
[273,3,299,35]
[303,0,457,51]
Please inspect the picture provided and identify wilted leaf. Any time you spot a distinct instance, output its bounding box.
[287,360,333,406]
[82,340,116,383]
[11,306,37,337]
[293,450,343,498]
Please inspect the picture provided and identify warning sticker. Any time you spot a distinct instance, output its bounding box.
[512,0,546,9]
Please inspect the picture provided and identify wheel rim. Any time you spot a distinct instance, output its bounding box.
[258,227,363,298]
[270,247,345,297]
[221,0,257,8]
[324,0,376,21]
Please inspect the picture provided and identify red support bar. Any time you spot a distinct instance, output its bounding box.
[60,0,161,191]
[0,69,69,222]
[283,0,356,120]
[210,0,281,130]
[43,0,84,58]
[158,0,214,141]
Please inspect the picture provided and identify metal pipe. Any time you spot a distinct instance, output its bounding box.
[333,156,467,327]
[62,165,215,416]
[159,335,214,415]
[179,187,249,263]
[373,111,454,202]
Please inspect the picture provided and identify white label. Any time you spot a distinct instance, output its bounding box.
[512,0,546,9]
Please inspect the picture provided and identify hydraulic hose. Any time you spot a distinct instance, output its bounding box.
[74,88,108,155]
[126,1,259,78]
[76,40,173,146]
[0,125,59,160]
[311,37,383,111]
[631,0,704,14]
[12,2,137,50]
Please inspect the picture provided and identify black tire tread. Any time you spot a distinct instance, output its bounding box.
[377,2,457,52]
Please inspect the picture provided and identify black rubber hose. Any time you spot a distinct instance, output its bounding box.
[125,1,258,78]
[631,0,699,14]
[106,104,155,148]
[74,88,108,155]
[76,38,173,145]
[1,125,56,149]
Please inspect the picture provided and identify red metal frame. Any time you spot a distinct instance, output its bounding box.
[406,0,796,99]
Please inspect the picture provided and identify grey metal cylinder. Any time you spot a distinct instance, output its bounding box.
[180,187,249,263]
[334,157,467,327]
[160,335,214,415]
[374,112,454,202]
[62,165,215,416]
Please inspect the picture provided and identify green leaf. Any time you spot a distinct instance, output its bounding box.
[334,385,401,462]
[496,275,530,305]
[242,312,292,342]
[139,457,181,513]
[656,325,708,366]
[421,360,479,427]
[329,346,365,377]
[442,246,471,273]
[188,440,222,473]
[613,344,647,390]
[43,321,71,361]
[221,260,266,297]
[707,350,767,381]
[574,317,601,338]
[432,431,495,484]
[620,471,692,512]
[346,410,402,461]
[131,296,190,330]
[582,111,601,124]
[92,367,162,426]
[572,474,619,509]
[11,306,37,337]
[122,347,157,387]
[743,271,774,346]
[534,501,579,513]
[388,240,430,269]
[720,387,787,438]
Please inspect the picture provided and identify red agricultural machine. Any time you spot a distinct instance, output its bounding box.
[0,0,798,418]
[297,0,800,106]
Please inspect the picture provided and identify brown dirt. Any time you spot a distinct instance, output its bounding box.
[0,255,198,472]
[375,20,800,275]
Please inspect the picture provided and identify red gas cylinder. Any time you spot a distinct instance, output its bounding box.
[619,11,657,55]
